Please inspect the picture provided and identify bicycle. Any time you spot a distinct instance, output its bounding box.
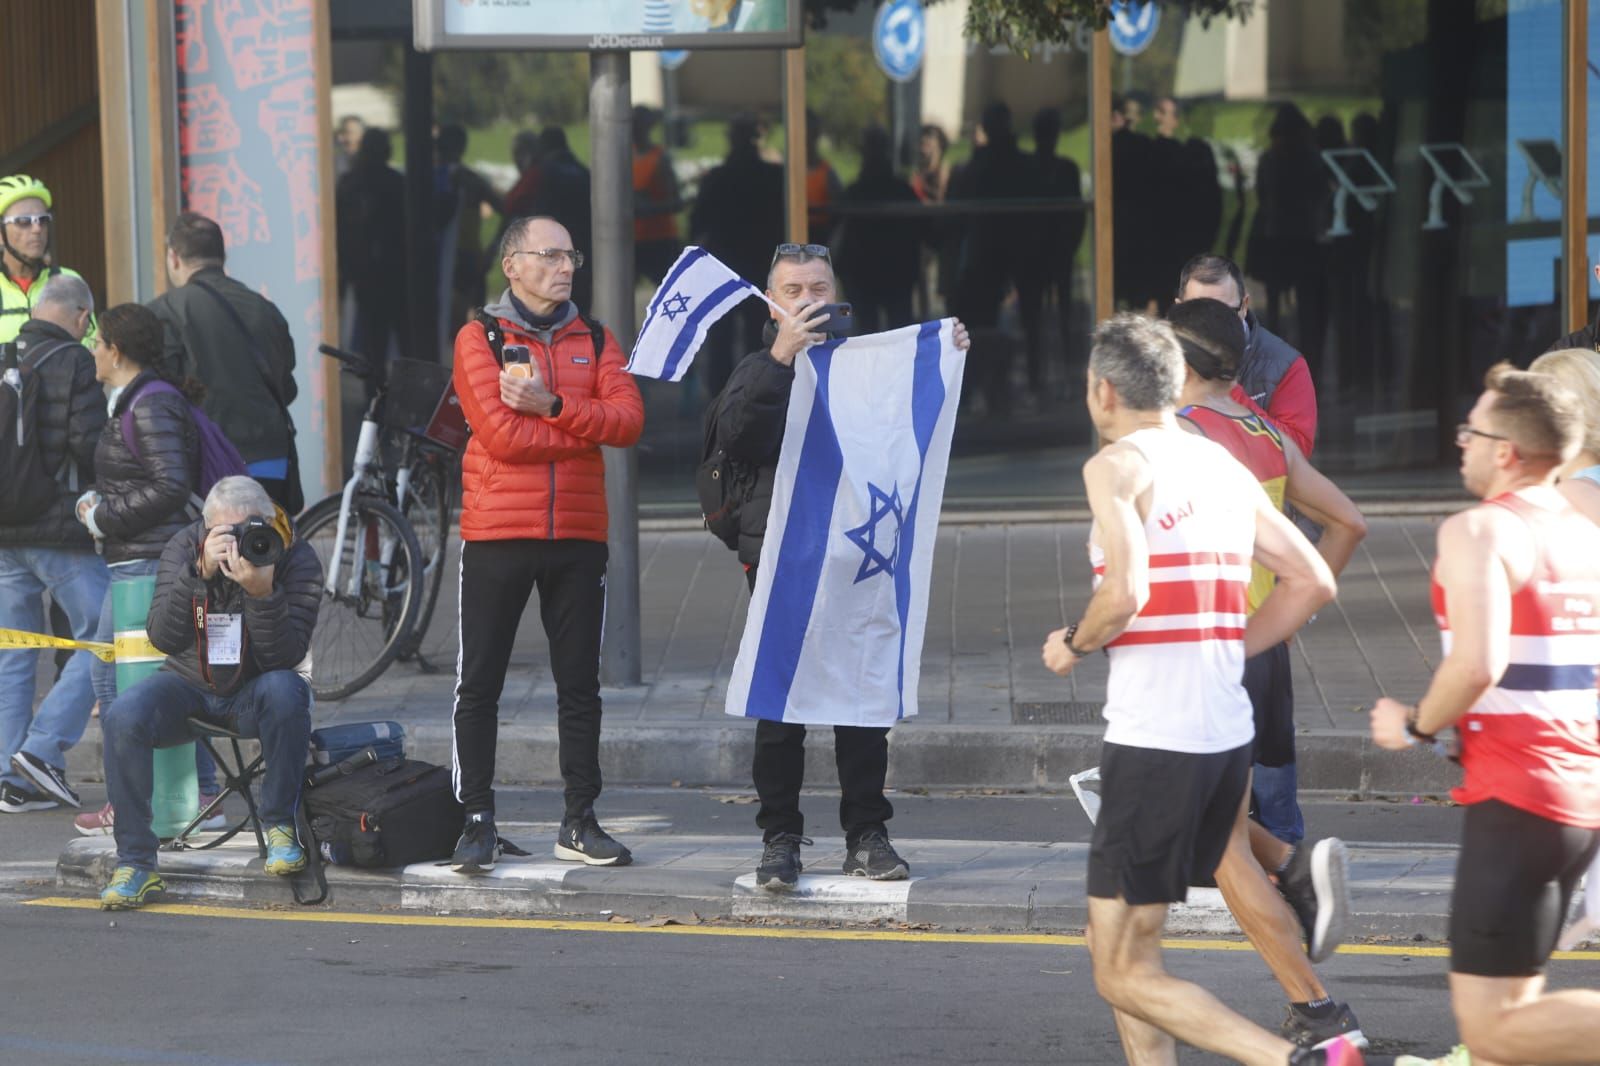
[299,345,465,700]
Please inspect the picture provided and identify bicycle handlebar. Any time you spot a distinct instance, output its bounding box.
[317,343,377,381]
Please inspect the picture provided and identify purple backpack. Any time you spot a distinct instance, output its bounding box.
[120,378,249,501]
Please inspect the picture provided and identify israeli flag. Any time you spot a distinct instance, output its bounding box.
[627,246,764,381]
[725,320,966,727]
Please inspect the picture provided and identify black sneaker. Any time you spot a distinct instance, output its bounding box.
[1277,838,1350,963]
[842,828,909,880]
[11,751,81,808]
[756,833,810,892]
[0,780,58,813]
[1282,1002,1368,1051]
[555,810,632,867]
[451,812,500,875]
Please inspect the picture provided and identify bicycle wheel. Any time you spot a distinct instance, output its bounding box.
[397,450,451,658]
[297,492,425,700]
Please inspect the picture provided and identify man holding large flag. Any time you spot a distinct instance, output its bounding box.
[715,243,969,892]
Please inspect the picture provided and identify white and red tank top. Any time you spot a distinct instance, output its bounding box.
[1089,428,1260,754]
[1436,490,1600,827]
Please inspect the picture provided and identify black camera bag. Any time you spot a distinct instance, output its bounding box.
[303,754,463,868]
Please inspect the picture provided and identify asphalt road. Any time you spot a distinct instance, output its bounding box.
[0,894,1551,1065]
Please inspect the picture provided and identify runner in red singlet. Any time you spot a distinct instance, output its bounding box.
[1372,364,1600,1066]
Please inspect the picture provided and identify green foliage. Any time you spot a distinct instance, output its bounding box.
[805,34,888,151]
[949,0,1250,51]
[377,49,592,130]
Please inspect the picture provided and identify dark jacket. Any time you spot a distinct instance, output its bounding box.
[713,324,793,567]
[146,520,321,694]
[0,319,105,549]
[147,266,297,464]
[1236,311,1318,457]
[90,370,200,565]
[1549,319,1599,354]
[689,148,785,289]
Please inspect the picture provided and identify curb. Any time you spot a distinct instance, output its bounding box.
[64,722,1463,796]
[56,836,1456,940]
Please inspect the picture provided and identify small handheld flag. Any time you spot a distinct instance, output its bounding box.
[627,246,766,382]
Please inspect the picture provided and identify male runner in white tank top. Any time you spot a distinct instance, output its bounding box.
[1043,315,1362,1066]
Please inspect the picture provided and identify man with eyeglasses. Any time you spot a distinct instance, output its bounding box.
[447,215,644,875]
[1175,254,1317,459]
[1370,364,1600,1066]
[711,241,971,891]
[0,174,92,346]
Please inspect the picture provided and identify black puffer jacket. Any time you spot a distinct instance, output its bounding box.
[713,325,794,567]
[90,370,200,564]
[0,319,105,549]
[146,520,322,694]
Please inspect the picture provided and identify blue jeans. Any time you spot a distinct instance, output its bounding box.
[101,669,311,871]
[0,546,110,787]
[94,559,217,794]
[1252,761,1305,845]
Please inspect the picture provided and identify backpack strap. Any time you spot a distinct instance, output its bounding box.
[580,314,605,360]
[119,379,205,513]
[191,279,293,414]
[473,308,506,365]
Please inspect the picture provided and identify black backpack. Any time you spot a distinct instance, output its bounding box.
[0,340,70,525]
[695,386,759,551]
[303,755,464,868]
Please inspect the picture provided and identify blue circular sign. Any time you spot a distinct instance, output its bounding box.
[1108,1,1160,57]
[873,0,926,84]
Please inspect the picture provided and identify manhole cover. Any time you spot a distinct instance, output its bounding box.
[1012,701,1103,725]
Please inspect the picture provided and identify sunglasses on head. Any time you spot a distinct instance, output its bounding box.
[770,242,830,269]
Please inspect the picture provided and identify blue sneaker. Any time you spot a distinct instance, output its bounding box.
[100,866,165,910]
[264,825,306,876]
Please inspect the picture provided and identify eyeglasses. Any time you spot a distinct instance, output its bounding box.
[3,212,52,229]
[509,248,584,269]
[770,242,831,269]
[1455,423,1508,447]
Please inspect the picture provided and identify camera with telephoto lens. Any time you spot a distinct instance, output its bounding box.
[227,516,285,567]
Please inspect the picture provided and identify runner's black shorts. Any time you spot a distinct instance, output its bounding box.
[1244,641,1295,768]
[1087,740,1251,905]
[1450,798,1600,977]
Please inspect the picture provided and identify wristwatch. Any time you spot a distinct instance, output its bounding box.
[548,395,564,418]
[1062,623,1092,658]
[1405,705,1436,743]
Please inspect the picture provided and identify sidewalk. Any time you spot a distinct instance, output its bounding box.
[55,829,1461,939]
[63,515,1463,794]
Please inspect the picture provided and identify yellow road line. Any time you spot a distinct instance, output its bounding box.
[22,897,1600,960]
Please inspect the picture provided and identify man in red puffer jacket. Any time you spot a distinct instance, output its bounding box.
[448,215,644,876]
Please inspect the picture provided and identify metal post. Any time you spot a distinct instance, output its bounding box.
[591,51,641,688]
[1090,25,1113,327]
[402,46,438,362]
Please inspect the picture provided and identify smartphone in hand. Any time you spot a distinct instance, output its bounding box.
[502,344,533,379]
[813,302,854,338]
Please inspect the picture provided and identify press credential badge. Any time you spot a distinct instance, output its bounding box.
[206,613,242,665]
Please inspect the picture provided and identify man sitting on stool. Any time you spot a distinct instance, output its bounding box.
[99,476,321,909]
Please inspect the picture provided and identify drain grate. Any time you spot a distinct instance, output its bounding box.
[1012,701,1104,725]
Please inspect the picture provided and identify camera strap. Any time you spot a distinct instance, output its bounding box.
[191,590,250,694]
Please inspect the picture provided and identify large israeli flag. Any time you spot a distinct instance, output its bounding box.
[627,246,763,381]
[725,320,966,727]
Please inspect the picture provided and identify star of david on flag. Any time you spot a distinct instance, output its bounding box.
[726,320,967,727]
[626,246,764,382]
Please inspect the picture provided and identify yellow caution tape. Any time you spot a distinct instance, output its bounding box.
[0,627,117,662]
[113,630,165,663]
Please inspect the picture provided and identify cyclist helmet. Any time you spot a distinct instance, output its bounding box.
[0,174,52,217]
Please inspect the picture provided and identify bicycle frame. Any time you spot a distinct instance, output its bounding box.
[324,415,405,601]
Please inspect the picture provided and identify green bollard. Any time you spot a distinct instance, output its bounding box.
[112,574,196,840]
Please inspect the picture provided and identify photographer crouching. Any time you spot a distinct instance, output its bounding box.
[99,476,321,909]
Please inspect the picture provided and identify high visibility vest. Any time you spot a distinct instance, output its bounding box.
[633,146,679,243]
[806,160,836,235]
[0,264,93,345]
